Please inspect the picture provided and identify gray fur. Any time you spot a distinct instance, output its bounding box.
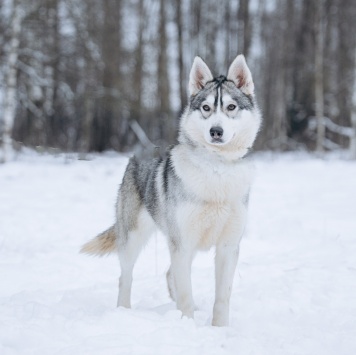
[114,151,190,251]
[242,191,250,207]
[190,77,254,114]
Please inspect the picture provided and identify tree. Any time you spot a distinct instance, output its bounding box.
[351,73,356,158]
[315,0,325,152]
[132,0,145,122]
[157,0,171,142]
[96,0,123,151]
[175,0,186,110]
[0,0,355,154]
[237,0,251,59]
[1,0,23,162]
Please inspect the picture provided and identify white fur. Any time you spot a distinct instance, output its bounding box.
[117,208,156,308]
[118,145,254,324]
[181,100,261,161]
[169,145,253,324]
[165,55,260,325]
[172,144,253,204]
[116,54,260,327]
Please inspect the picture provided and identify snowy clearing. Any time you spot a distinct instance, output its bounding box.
[0,151,355,355]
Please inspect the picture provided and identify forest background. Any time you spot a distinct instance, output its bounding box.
[1,0,356,159]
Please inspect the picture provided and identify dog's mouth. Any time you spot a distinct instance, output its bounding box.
[208,133,235,146]
[210,138,224,145]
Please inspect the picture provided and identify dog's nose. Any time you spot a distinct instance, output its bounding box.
[210,126,223,139]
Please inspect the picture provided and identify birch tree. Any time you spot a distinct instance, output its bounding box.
[237,0,251,59]
[132,0,145,122]
[0,0,354,154]
[157,0,171,141]
[175,0,186,110]
[315,0,325,152]
[350,48,356,159]
[1,0,23,162]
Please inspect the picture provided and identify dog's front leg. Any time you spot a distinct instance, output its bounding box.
[212,244,239,326]
[170,248,195,318]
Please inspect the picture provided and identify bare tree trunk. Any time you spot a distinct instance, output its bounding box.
[273,66,287,146]
[158,0,170,113]
[262,0,288,149]
[175,0,186,110]
[224,0,231,69]
[157,0,171,141]
[350,47,356,159]
[80,87,94,154]
[99,0,122,151]
[349,111,356,159]
[132,0,145,123]
[1,0,22,162]
[237,0,251,58]
[272,11,287,148]
[45,0,60,148]
[68,0,101,152]
[205,0,218,66]
[190,0,202,59]
[315,0,325,152]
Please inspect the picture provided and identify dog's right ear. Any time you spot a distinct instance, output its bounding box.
[189,56,213,96]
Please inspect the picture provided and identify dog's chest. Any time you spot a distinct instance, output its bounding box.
[171,147,253,248]
[172,148,253,202]
[176,199,242,249]
[197,201,233,249]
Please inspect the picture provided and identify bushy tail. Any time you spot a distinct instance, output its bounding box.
[80,225,117,256]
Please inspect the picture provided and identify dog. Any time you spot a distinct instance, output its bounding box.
[81,54,262,326]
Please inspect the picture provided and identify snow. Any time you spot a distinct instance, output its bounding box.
[0,151,356,354]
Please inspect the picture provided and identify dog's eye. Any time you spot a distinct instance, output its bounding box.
[202,105,210,112]
[227,104,236,111]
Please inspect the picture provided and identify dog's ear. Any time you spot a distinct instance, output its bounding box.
[189,56,213,96]
[227,55,254,96]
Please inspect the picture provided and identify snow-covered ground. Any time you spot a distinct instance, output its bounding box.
[0,151,355,355]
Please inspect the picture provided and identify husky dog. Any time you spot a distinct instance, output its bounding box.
[81,55,262,326]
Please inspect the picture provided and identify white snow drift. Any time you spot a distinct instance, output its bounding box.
[0,151,355,354]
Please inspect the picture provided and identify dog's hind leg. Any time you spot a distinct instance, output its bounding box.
[117,208,155,308]
[117,239,140,308]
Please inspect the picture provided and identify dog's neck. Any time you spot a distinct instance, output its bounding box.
[178,130,249,164]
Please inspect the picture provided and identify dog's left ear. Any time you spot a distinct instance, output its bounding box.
[227,55,254,96]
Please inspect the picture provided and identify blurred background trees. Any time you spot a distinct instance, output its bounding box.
[0,0,356,157]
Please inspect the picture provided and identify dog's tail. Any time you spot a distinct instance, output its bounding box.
[80,225,117,256]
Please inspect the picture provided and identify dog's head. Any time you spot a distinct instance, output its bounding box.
[179,55,262,160]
